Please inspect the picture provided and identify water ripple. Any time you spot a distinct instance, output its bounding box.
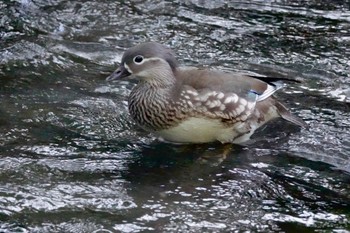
[1,0,349,232]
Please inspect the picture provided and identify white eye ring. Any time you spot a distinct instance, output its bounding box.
[133,55,144,64]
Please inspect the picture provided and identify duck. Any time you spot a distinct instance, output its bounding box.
[106,42,306,144]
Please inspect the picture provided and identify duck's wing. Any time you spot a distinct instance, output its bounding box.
[173,68,306,127]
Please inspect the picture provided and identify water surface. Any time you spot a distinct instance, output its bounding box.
[0,0,349,232]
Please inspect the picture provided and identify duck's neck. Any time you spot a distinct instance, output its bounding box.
[138,66,177,89]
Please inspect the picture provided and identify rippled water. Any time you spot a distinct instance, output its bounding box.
[1,0,349,232]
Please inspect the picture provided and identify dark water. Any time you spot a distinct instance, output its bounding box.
[1,0,350,232]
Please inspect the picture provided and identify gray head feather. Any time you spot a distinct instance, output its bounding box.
[122,42,179,71]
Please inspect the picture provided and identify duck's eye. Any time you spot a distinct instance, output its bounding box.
[133,55,144,64]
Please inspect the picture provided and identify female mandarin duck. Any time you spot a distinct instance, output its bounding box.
[107,42,306,144]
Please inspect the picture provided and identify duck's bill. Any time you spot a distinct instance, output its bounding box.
[106,65,131,81]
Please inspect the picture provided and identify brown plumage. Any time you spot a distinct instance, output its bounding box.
[106,42,306,144]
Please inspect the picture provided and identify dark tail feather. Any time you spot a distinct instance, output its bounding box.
[248,75,302,85]
[275,101,308,128]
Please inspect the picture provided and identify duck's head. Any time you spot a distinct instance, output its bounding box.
[106,42,179,82]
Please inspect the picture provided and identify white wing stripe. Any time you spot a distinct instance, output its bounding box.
[257,82,284,102]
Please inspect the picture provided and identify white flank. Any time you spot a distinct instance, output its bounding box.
[156,118,236,143]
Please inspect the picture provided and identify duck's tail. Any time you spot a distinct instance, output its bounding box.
[275,101,308,128]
